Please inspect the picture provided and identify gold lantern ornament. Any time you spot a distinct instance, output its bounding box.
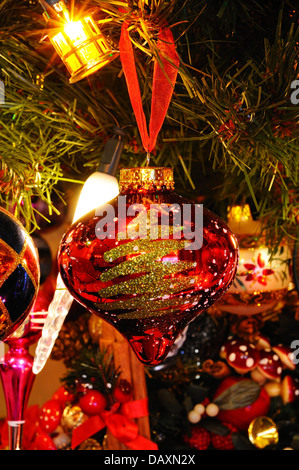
[217,204,292,317]
[40,0,118,83]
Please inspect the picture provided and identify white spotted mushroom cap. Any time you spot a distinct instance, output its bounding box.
[271,345,296,371]
[222,338,259,374]
[255,334,271,350]
[257,349,283,380]
[281,375,299,404]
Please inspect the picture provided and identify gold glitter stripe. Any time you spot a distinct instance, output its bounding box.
[99,236,199,319]
[118,294,205,320]
[103,238,189,262]
[97,291,202,311]
[0,238,37,292]
[115,292,204,320]
[0,298,12,338]
[101,258,196,283]
[0,239,21,289]
[98,273,197,298]
[118,305,183,320]
[20,240,38,293]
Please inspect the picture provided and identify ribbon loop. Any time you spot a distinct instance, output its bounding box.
[119,21,179,153]
[121,397,149,419]
[106,413,139,444]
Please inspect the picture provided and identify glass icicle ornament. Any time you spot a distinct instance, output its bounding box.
[33,134,123,374]
[57,167,239,366]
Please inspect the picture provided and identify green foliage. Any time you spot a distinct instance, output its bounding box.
[61,344,120,395]
[0,0,298,246]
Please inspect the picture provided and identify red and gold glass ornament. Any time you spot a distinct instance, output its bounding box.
[0,207,40,341]
[41,0,118,83]
[58,167,239,366]
[217,204,292,316]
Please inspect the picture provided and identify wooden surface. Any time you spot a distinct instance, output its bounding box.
[99,321,150,450]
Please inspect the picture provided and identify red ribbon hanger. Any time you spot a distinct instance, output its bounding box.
[119,20,180,154]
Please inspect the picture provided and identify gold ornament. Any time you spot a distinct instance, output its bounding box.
[248,416,279,449]
[88,314,103,343]
[61,405,87,434]
[78,438,103,450]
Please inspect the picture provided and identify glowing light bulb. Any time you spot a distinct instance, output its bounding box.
[33,131,124,375]
[73,172,119,223]
[41,0,118,83]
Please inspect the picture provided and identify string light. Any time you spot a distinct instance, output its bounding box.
[72,133,124,222]
[33,130,125,374]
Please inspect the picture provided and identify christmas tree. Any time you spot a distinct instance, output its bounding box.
[0,0,298,452]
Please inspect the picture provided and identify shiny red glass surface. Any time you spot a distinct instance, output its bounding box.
[58,188,238,366]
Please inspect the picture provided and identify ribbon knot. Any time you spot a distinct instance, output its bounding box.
[71,398,158,450]
[105,413,139,444]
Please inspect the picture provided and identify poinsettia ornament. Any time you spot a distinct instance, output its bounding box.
[218,205,292,316]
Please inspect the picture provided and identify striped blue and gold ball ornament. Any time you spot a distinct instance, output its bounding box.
[0,207,40,341]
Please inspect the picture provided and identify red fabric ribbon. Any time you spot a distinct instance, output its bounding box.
[119,21,180,153]
[71,398,158,450]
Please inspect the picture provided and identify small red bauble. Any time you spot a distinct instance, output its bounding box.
[213,376,270,431]
[113,379,133,403]
[33,432,56,450]
[52,386,75,405]
[39,399,62,434]
[79,390,107,415]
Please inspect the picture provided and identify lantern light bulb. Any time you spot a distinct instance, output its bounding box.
[40,0,118,83]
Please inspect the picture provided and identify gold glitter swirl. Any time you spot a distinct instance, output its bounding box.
[98,236,200,319]
[97,292,201,312]
[98,271,197,298]
[101,255,196,282]
[117,292,204,320]
[103,238,189,263]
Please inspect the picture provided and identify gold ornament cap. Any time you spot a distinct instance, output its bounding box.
[119,167,174,192]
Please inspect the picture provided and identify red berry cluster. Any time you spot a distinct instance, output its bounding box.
[184,422,238,450]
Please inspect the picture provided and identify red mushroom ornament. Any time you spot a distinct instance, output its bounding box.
[271,345,296,371]
[257,349,283,381]
[220,338,259,374]
[280,375,299,405]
